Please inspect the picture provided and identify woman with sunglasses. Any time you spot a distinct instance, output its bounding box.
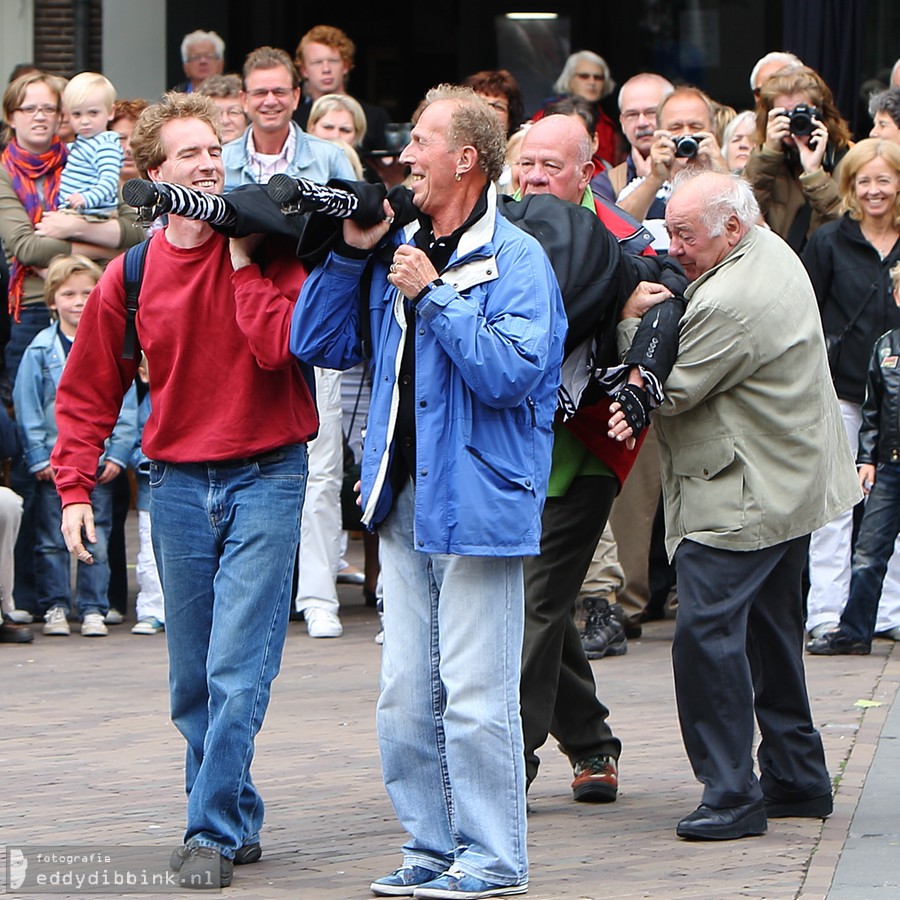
[533,50,620,166]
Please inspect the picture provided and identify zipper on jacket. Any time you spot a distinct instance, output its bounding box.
[527,396,536,427]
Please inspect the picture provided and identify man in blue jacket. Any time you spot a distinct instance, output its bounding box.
[291,85,565,900]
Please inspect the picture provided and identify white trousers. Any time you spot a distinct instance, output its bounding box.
[295,367,344,614]
[135,509,165,622]
[807,399,900,631]
[0,486,23,613]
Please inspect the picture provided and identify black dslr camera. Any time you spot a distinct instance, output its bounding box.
[673,134,701,159]
[788,104,818,137]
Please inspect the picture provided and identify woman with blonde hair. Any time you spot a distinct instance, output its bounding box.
[307,93,366,178]
[802,138,900,644]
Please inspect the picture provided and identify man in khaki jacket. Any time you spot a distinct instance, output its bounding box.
[613,171,860,841]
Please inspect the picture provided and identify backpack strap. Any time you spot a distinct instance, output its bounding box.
[122,239,150,360]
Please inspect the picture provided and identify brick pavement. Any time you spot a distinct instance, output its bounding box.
[2,579,897,900]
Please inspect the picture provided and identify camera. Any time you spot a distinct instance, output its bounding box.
[673,134,701,159]
[788,104,818,137]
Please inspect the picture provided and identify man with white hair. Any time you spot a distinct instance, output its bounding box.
[749,50,803,97]
[611,171,860,840]
[171,30,225,94]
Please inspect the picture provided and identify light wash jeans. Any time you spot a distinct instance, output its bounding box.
[378,481,528,886]
[150,444,307,858]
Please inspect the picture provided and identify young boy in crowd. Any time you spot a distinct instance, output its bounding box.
[808,261,900,655]
[13,255,136,637]
[59,72,124,218]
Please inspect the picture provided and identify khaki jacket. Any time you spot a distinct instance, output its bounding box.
[620,227,861,558]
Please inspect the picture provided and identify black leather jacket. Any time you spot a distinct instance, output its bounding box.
[858,328,900,466]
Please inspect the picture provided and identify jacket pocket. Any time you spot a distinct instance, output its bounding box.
[465,444,536,493]
[671,436,745,535]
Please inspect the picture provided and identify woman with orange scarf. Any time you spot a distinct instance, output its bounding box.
[1,71,143,382]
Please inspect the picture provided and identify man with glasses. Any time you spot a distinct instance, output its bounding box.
[608,73,674,198]
[171,30,225,94]
[292,24,390,152]
[222,46,353,191]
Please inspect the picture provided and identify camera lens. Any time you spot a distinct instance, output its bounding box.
[788,105,816,137]
[674,135,699,159]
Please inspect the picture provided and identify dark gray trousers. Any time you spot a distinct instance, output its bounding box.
[521,475,622,786]
[673,536,831,808]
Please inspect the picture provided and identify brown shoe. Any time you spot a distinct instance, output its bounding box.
[571,754,618,802]
[1,615,33,643]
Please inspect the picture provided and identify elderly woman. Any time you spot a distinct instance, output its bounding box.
[722,109,757,173]
[0,72,143,379]
[869,87,900,143]
[535,50,619,165]
[744,66,852,252]
[291,84,565,899]
[802,138,900,643]
[196,73,246,144]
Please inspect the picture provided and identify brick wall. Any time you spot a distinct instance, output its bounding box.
[34,0,102,76]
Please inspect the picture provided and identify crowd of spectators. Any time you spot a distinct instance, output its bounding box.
[3,19,900,897]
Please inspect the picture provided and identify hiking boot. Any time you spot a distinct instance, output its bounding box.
[581,597,627,659]
[571,754,618,802]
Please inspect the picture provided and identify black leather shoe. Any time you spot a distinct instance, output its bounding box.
[806,631,870,655]
[676,798,767,840]
[764,793,832,818]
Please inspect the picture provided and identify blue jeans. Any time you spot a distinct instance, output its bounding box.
[378,481,528,886]
[150,444,307,859]
[34,477,112,617]
[841,461,900,643]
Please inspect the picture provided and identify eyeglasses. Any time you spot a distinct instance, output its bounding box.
[575,72,605,81]
[621,108,658,123]
[14,104,59,117]
[187,53,220,63]
[220,106,244,118]
[245,87,294,100]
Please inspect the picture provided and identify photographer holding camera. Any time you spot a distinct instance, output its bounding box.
[745,66,851,253]
[618,86,728,251]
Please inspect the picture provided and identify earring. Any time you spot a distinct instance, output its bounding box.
[454,172,461,182]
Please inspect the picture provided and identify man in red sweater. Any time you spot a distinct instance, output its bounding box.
[51,93,317,890]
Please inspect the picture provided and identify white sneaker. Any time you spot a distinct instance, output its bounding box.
[104,608,124,625]
[304,608,342,638]
[81,613,109,637]
[809,622,839,640]
[131,616,165,635]
[7,609,33,624]
[43,606,71,636]
[374,611,385,645]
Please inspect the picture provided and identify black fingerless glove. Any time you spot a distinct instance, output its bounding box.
[613,382,652,438]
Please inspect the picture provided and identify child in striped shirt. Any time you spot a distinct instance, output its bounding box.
[59,72,123,218]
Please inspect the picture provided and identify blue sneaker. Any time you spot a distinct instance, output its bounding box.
[371,865,441,897]
[412,866,528,899]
